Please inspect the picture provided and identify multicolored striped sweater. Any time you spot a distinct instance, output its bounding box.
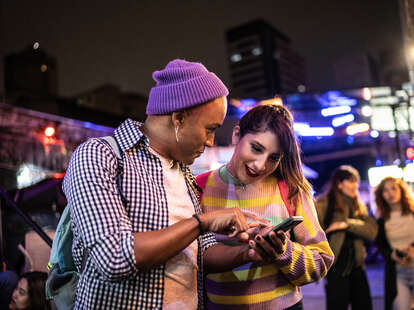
[197,170,334,310]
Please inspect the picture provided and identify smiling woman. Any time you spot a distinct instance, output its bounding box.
[197,104,334,310]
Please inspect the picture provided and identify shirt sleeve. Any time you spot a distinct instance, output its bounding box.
[63,138,138,281]
[274,191,335,286]
[346,209,378,241]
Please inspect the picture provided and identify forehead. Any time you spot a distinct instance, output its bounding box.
[189,97,227,124]
[384,180,398,188]
[18,278,28,289]
[342,178,358,184]
[242,130,280,152]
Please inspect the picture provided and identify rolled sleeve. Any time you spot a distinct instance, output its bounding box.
[277,192,334,285]
[64,138,138,281]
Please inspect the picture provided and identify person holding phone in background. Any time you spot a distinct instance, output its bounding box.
[197,104,334,310]
[375,177,414,310]
[315,165,378,310]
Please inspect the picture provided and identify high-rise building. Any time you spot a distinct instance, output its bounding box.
[0,3,4,102]
[5,45,58,97]
[226,19,307,99]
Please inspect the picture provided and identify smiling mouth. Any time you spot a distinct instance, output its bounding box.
[245,165,259,178]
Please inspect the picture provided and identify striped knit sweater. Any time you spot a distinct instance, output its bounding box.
[197,169,334,310]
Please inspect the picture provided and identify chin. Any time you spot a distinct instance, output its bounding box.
[183,158,195,165]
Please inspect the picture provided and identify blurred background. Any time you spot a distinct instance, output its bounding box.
[0,1,413,308]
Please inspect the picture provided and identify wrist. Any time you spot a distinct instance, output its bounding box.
[193,214,207,235]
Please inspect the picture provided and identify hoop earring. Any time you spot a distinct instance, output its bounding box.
[175,126,180,143]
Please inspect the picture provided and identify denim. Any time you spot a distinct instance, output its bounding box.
[394,265,414,310]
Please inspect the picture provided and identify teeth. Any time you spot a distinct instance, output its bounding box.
[247,167,258,176]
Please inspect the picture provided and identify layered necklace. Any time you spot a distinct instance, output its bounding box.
[219,165,246,190]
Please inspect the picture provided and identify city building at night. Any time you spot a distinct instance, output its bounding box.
[226,19,307,99]
[5,45,58,98]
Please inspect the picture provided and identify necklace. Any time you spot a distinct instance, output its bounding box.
[219,165,246,189]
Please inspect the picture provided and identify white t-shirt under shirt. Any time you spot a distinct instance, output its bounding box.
[385,210,414,251]
[148,147,198,310]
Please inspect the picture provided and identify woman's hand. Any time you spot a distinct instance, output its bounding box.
[245,230,287,262]
[325,221,348,234]
[391,249,412,266]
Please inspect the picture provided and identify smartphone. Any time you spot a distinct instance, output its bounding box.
[262,216,303,243]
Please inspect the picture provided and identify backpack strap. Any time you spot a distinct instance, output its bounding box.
[80,136,128,272]
[100,136,128,207]
[278,179,295,217]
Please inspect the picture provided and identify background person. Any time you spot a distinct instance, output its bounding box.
[375,177,414,310]
[9,271,50,310]
[315,165,378,310]
[197,104,334,310]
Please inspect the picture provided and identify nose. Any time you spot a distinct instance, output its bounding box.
[253,155,267,172]
[205,133,214,147]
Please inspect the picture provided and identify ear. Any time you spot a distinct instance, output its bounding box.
[171,111,186,128]
[232,125,241,145]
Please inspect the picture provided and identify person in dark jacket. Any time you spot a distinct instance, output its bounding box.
[375,177,414,310]
[315,165,378,310]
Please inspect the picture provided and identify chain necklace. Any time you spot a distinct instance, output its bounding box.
[219,165,246,190]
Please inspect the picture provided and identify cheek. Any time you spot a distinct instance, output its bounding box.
[16,295,29,308]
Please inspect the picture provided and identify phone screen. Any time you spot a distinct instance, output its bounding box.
[262,216,303,243]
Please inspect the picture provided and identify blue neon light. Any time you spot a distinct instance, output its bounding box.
[321,106,352,117]
[332,114,355,127]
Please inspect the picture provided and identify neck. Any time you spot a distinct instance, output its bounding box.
[390,202,402,212]
[221,164,245,188]
[142,117,175,161]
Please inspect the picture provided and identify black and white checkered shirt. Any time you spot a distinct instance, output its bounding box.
[63,118,216,309]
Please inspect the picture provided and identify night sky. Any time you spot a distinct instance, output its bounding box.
[2,0,402,97]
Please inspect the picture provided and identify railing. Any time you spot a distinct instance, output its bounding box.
[0,187,53,248]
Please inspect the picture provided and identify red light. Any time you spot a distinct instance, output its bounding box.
[406,147,414,160]
[44,126,55,137]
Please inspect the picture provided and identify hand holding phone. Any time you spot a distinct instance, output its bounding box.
[262,216,303,243]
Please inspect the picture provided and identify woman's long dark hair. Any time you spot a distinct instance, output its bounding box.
[375,177,414,220]
[238,104,311,201]
[325,165,367,216]
[21,271,50,310]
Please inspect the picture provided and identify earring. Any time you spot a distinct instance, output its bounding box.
[175,126,179,143]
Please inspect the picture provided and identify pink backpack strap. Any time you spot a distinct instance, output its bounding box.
[278,179,295,217]
[195,171,212,200]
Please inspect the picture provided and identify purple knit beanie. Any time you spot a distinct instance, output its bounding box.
[146,59,229,115]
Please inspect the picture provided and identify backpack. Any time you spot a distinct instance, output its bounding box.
[45,136,125,309]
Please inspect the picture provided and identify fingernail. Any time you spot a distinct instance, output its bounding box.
[255,236,261,241]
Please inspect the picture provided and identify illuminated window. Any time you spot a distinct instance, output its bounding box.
[230,54,242,62]
[251,47,262,56]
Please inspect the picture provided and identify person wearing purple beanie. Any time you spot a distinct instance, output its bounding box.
[63,59,272,309]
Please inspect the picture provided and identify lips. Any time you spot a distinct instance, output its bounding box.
[245,165,259,178]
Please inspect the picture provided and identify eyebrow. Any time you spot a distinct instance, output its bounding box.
[252,141,282,156]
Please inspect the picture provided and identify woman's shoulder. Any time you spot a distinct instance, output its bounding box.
[195,170,215,190]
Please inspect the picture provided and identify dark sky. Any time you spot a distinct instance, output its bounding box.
[2,0,402,97]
